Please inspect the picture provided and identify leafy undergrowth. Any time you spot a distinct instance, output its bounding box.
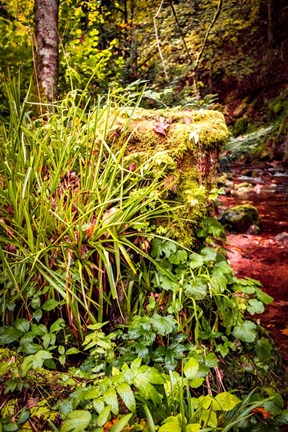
[1,235,288,432]
[0,83,288,431]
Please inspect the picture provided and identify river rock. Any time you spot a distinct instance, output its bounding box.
[219,204,261,234]
[275,232,288,244]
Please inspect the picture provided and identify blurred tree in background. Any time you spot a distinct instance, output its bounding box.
[1,0,288,114]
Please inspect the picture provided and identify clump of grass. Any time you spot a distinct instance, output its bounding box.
[0,79,179,338]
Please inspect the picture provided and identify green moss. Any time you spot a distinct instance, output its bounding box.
[104,107,228,246]
[233,117,248,137]
[269,95,285,118]
[220,204,261,233]
[112,107,228,153]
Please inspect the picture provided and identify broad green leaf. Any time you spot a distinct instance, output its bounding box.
[156,273,177,291]
[190,377,204,388]
[42,299,61,311]
[60,410,92,432]
[110,414,133,432]
[200,247,217,262]
[133,378,161,404]
[204,353,218,368]
[93,398,105,414]
[169,249,188,264]
[140,367,165,385]
[159,424,181,432]
[17,408,30,424]
[31,323,47,336]
[255,338,273,361]
[215,260,232,275]
[21,343,43,354]
[59,400,74,416]
[0,326,22,345]
[151,314,176,336]
[131,358,142,369]
[14,319,30,332]
[184,357,199,379]
[184,278,207,300]
[58,345,65,355]
[213,392,241,411]
[232,320,257,342]
[116,382,136,412]
[188,254,204,269]
[235,285,255,295]
[198,395,213,409]
[103,387,119,415]
[247,299,265,315]
[97,405,111,427]
[50,318,66,333]
[84,388,100,400]
[159,416,181,432]
[256,288,273,304]
[0,362,10,376]
[21,350,52,375]
[200,409,217,427]
[263,400,283,416]
[33,308,42,322]
[211,270,227,292]
[186,425,201,432]
[161,241,177,258]
[66,348,80,355]
[87,321,109,331]
[43,333,55,349]
[59,354,66,366]
[2,422,18,431]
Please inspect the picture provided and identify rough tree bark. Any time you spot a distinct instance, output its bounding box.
[34,0,59,101]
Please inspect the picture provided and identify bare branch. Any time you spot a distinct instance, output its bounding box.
[153,0,169,80]
[167,0,193,65]
[195,0,223,73]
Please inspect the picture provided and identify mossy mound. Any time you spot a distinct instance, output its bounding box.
[220,204,261,234]
[110,107,228,153]
[105,107,228,245]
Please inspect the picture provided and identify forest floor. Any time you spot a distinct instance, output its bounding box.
[219,161,288,364]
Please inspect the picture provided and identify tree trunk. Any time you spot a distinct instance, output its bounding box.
[34,0,59,101]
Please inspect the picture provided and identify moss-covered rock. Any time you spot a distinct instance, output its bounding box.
[219,204,261,234]
[104,107,228,245]
[233,117,248,137]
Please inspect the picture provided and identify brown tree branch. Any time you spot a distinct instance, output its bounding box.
[153,0,169,80]
[194,0,223,74]
[167,0,194,65]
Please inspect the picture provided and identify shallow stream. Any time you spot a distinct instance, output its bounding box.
[219,161,288,363]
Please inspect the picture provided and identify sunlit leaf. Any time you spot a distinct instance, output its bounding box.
[42,299,62,311]
[213,392,241,411]
[232,320,257,342]
[116,383,136,412]
[150,314,176,336]
[247,299,265,315]
[103,387,119,415]
[60,410,92,432]
[97,405,111,427]
[0,326,22,345]
[110,414,133,432]
[14,319,30,332]
[184,357,199,379]
[188,254,204,269]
